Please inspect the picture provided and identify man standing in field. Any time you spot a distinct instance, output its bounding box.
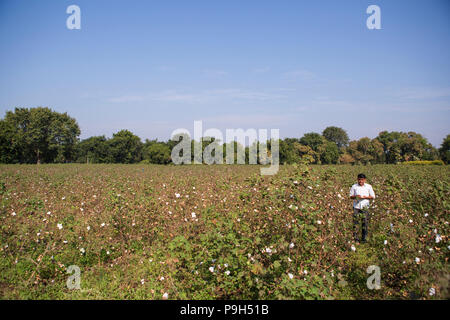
[349,173,375,243]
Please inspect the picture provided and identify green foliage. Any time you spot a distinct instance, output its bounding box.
[0,108,446,164]
[320,141,340,164]
[322,126,349,149]
[439,135,450,164]
[0,164,448,299]
[142,140,171,164]
[376,131,439,164]
[399,160,444,165]
[299,133,324,152]
[76,136,111,163]
[0,107,80,164]
[108,130,143,164]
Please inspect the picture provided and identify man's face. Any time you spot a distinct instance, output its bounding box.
[358,178,366,186]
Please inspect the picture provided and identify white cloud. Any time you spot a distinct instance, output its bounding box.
[253,67,270,73]
[108,95,145,103]
[282,69,317,81]
[394,87,450,100]
[202,69,229,78]
[108,88,287,105]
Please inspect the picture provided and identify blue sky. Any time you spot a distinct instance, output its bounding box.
[0,0,449,146]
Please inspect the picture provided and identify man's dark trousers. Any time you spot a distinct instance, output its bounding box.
[353,208,369,242]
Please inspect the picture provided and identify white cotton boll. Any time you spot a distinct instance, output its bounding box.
[162,292,169,300]
[351,245,356,252]
[288,273,294,279]
[191,212,196,218]
[415,257,420,264]
[209,267,214,273]
[435,234,442,243]
[384,240,388,245]
[289,243,295,249]
[225,271,230,276]
[57,223,63,230]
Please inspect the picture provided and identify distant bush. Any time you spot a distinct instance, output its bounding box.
[400,160,445,165]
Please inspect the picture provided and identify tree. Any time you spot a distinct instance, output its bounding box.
[439,134,450,164]
[293,142,316,164]
[376,131,437,163]
[0,119,19,163]
[299,133,323,152]
[76,136,111,163]
[347,137,384,164]
[0,107,80,163]
[339,153,355,164]
[298,133,339,164]
[319,140,340,164]
[322,126,349,149]
[143,140,171,164]
[278,139,301,164]
[108,130,143,163]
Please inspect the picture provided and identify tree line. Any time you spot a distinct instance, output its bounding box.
[1,107,449,165]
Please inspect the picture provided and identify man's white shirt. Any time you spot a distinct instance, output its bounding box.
[349,183,375,209]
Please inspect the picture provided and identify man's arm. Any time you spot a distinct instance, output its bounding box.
[349,186,357,199]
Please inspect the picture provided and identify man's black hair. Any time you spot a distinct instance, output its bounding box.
[357,173,366,179]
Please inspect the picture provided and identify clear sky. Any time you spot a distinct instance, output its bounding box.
[0,0,449,146]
